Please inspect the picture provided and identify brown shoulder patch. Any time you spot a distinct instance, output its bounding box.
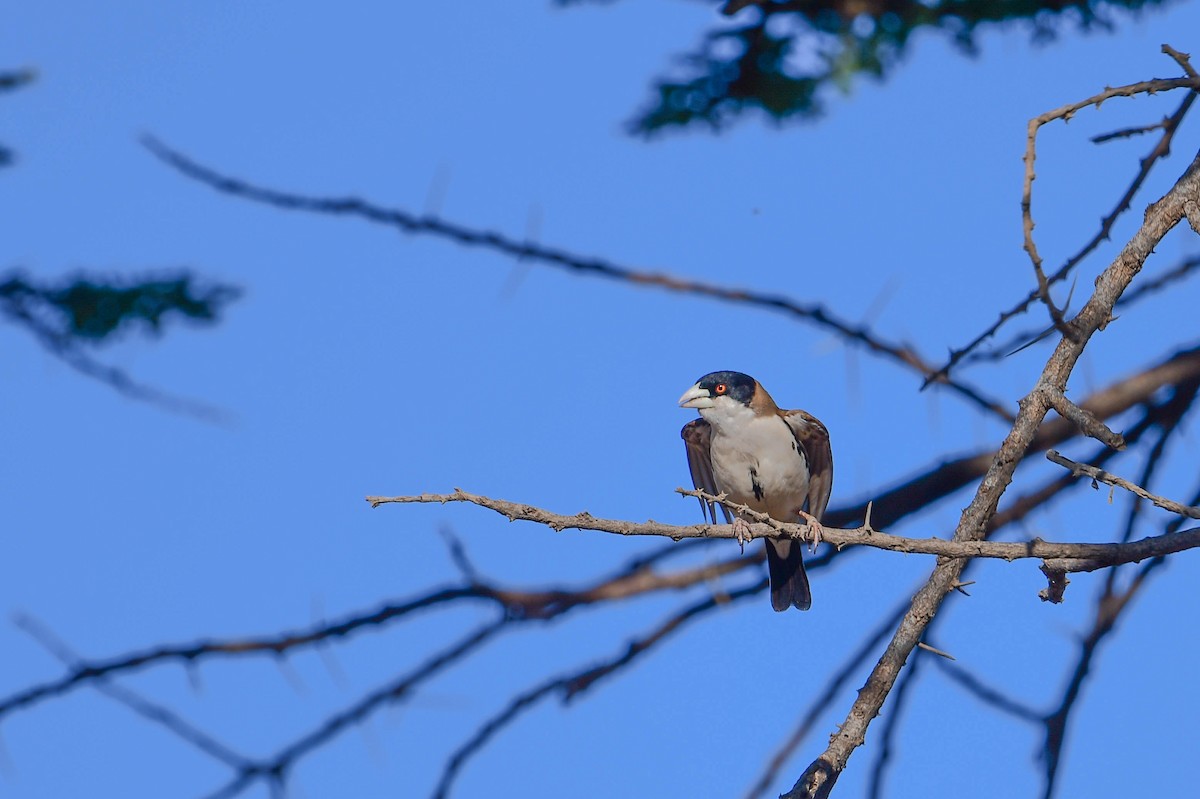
[749,381,780,414]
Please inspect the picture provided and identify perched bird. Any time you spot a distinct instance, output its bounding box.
[678,371,832,611]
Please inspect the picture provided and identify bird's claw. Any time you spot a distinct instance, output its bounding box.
[732,517,753,553]
[797,510,824,553]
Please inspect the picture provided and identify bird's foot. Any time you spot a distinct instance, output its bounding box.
[797,509,824,553]
[732,517,754,553]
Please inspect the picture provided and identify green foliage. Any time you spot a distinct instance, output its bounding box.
[0,270,240,347]
[624,0,1172,134]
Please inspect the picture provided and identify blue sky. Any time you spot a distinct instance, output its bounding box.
[3,2,1200,798]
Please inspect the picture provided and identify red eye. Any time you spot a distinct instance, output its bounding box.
[714,383,727,395]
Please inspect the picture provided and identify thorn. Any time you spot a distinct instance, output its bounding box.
[917,641,956,660]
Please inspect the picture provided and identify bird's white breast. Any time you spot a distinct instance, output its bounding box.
[704,409,810,521]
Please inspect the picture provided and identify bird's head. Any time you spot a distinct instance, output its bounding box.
[678,371,760,421]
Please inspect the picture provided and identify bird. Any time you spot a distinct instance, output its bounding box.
[678,371,832,611]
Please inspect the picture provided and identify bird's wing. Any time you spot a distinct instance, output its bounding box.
[781,410,833,520]
[681,418,731,524]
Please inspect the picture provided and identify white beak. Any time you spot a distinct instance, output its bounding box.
[678,384,714,409]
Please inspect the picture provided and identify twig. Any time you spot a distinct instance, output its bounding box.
[915,641,955,660]
[437,524,481,583]
[1090,118,1169,144]
[1046,449,1200,519]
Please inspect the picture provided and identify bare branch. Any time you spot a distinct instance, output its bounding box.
[743,600,909,799]
[0,296,230,421]
[13,614,250,771]
[866,653,925,799]
[1040,483,1199,798]
[933,658,1043,723]
[784,119,1200,798]
[432,580,764,799]
[1090,117,1171,144]
[1044,391,1126,450]
[0,551,758,722]
[928,54,1200,386]
[1040,556,1166,799]
[203,619,506,799]
[969,255,1200,365]
[1046,449,1200,519]
[369,487,1200,571]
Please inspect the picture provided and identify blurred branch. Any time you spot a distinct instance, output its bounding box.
[14,614,250,771]
[934,657,1043,723]
[0,269,239,419]
[744,600,909,799]
[1039,464,1200,799]
[142,135,1015,423]
[865,646,926,799]
[0,66,35,167]
[928,49,1200,386]
[432,580,764,799]
[1040,551,1168,798]
[0,553,756,720]
[203,619,506,799]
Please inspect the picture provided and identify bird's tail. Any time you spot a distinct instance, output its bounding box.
[765,539,811,612]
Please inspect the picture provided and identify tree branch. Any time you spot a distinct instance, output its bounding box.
[432,580,765,799]
[783,121,1200,798]
[927,48,1200,385]
[368,488,1200,575]
[1046,449,1200,519]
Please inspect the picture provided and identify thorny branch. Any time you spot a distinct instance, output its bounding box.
[369,488,1200,581]
[965,254,1200,364]
[928,46,1200,386]
[7,48,1200,799]
[1046,449,1200,519]
[779,98,1200,799]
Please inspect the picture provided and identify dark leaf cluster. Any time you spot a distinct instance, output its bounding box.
[0,270,240,346]
[625,0,1169,133]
